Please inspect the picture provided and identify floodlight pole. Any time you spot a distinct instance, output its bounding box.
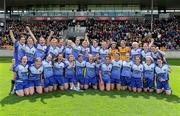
[150,0,154,32]
[4,0,6,31]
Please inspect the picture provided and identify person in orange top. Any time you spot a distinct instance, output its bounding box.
[118,40,131,60]
[109,42,119,60]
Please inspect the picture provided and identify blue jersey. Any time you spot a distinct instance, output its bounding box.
[72,44,82,59]
[90,45,100,57]
[86,62,96,78]
[24,45,36,63]
[58,45,65,54]
[151,51,163,63]
[95,61,101,75]
[29,65,43,80]
[14,41,26,63]
[155,64,170,81]
[99,48,109,62]
[48,46,59,58]
[130,48,142,62]
[15,64,29,80]
[64,47,73,58]
[143,63,155,80]
[132,63,143,78]
[64,60,75,77]
[42,60,53,78]
[141,49,152,62]
[121,60,132,77]
[35,44,47,59]
[100,63,112,79]
[53,61,65,76]
[81,47,90,61]
[75,60,86,76]
[111,60,122,79]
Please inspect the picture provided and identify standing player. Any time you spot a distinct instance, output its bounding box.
[47,38,60,60]
[151,45,165,64]
[42,54,54,92]
[130,42,142,63]
[155,58,171,95]
[110,53,122,90]
[64,40,73,59]
[109,42,119,60]
[131,56,143,92]
[118,40,131,61]
[90,39,100,58]
[58,38,65,54]
[14,56,29,97]
[29,57,43,95]
[99,56,112,91]
[81,41,90,61]
[143,56,155,92]
[99,41,110,63]
[121,53,133,91]
[72,37,82,60]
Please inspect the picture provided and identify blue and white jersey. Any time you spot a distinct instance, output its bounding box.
[99,48,109,62]
[90,45,100,57]
[132,63,143,78]
[53,61,65,76]
[42,60,53,78]
[81,47,90,61]
[151,51,162,63]
[86,62,96,78]
[75,60,86,76]
[95,61,101,75]
[64,60,75,76]
[15,64,29,80]
[72,44,82,59]
[24,45,36,63]
[48,46,59,59]
[58,45,65,54]
[155,64,170,81]
[35,44,47,59]
[14,40,26,63]
[121,60,133,77]
[100,63,112,79]
[143,63,155,80]
[111,60,122,79]
[141,49,152,62]
[64,47,73,58]
[29,65,43,80]
[130,48,142,62]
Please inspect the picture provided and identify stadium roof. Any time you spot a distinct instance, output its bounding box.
[0,0,179,10]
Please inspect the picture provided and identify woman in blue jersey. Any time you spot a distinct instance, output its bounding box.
[99,41,110,63]
[29,57,43,95]
[14,56,30,97]
[131,56,143,93]
[90,39,100,58]
[81,41,90,61]
[110,53,122,90]
[64,54,76,90]
[42,54,54,92]
[155,57,171,95]
[64,40,73,59]
[143,56,155,92]
[99,56,112,91]
[130,42,141,63]
[121,53,133,91]
[151,45,166,64]
[72,37,82,60]
[53,53,65,91]
[85,54,97,89]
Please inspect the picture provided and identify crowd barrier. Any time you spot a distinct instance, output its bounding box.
[0,50,180,58]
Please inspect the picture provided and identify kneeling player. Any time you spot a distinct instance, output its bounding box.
[155,58,172,95]
[15,56,30,97]
[111,53,122,90]
[143,56,155,92]
[29,57,43,95]
[131,56,143,93]
[53,54,65,90]
[99,56,112,91]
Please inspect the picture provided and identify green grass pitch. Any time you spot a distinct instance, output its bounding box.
[0,57,180,116]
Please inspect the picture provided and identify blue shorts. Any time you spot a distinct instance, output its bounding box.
[131,77,142,88]
[29,79,41,87]
[156,78,170,90]
[44,77,54,88]
[54,76,64,86]
[143,78,154,89]
[75,75,85,85]
[15,80,29,90]
[121,76,131,86]
[111,78,121,84]
[84,76,97,85]
[102,77,111,84]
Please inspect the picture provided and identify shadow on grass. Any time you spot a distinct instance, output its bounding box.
[1,89,180,107]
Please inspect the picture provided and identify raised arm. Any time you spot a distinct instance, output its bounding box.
[9,30,16,43]
[47,31,54,46]
[84,33,90,46]
[149,38,154,48]
[26,26,37,44]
